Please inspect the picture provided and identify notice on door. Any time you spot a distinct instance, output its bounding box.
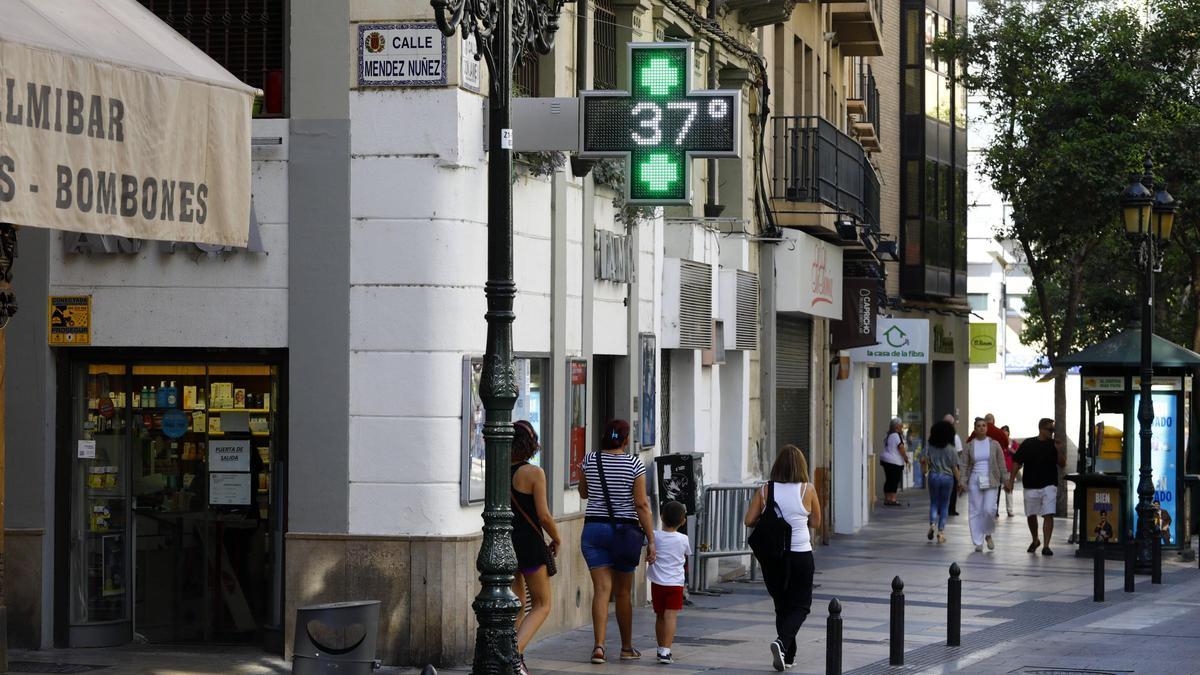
[209,472,251,506]
[357,23,447,87]
[48,295,91,345]
[208,440,250,472]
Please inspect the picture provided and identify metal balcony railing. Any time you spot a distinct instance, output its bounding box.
[848,60,881,134]
[771,116,881,232]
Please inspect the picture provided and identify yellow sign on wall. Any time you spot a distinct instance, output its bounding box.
[48,295,92,346]
[969,323,997,364]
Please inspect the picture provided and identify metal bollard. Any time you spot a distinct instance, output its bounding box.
[1093,543,1105,602]
[826,598,843,675]
[1152,532,1163,584]
[947,563,961,646]
[889,576,904,666]
[1124,533,1136,593]
[421,667,437,675]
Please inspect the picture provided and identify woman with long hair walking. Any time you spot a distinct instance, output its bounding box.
[961,417,1006,552]
[744,445,821,671]
[922,420,961,544]
[578,420,656,664]
[509,421,561,675]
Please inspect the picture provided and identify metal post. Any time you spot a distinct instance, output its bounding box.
[1135,158,1157,572]
[947,563,960,647]
[1093,543,1105,602]
[1125,532,1136,593]
[889,576,904,666]
[431,1,568,672]
[0,221,18,673]
[826,598,843,675]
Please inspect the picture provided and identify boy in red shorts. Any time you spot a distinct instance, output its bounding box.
[648,500,691,664]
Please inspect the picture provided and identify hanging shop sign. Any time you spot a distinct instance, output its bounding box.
[578,43,740,205]
[0,17,254,246]
[639,333,657,448]
[831,278,878,351]
[932,322,956,355]
[847,318,929,363]
[461,34,481,92]
[595,230,636,283]
[776,230,843,319]
[357,23,447,87]
[48,295,91,346]
[968,323,997,364]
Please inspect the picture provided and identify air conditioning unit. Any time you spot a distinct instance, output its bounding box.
[718,269,760,351]
[662,258,713,350]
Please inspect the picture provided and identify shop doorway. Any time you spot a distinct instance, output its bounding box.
[593,355,618,449]
[60,356,285,648]
[777,316,813,464]
[932,361,956,422]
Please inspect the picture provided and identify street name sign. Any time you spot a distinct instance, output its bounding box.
[579,43,741,205]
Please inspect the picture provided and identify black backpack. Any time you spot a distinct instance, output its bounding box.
[747,481,793,564]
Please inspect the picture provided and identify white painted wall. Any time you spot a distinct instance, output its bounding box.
[47,118,290,348]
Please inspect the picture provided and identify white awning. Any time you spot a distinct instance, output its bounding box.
[0,0,256,246]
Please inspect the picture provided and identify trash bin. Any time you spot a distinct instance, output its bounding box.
[292,600,381,674]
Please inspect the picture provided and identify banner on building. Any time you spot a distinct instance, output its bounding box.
[0,32,253,246]
[775,230,843,319]
[846,318,929,363]
[831,278,878,351]
[969,323,998,364]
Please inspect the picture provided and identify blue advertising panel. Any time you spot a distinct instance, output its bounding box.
[1132,393,1179,545]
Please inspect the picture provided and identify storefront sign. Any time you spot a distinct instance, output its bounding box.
[968,323,997,364]
[357,23,447,87]
[1083,376,1124,391]
[1133,393,1179,545]
[595,230,635,283]
[639,333,657,448]
[209,472,251,506]
[567,359,588,486]
[776,230,843,319]
[161,410,189,439]
[1133,376,1183,390]
[846,318,929,363]
[831,278,878,351]
[0,31,252,245]
[208,440,250,472]
[63,211,266,256]
[48,295,91,345]
[932,323,956,355]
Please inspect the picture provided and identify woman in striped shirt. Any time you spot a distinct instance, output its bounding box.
[578,419,656,664]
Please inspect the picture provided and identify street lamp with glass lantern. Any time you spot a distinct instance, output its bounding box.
[1120,153,1177,573]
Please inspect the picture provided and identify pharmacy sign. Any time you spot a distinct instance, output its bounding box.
[579,43,741,205]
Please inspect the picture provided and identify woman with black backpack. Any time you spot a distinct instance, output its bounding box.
[745,445,822,672]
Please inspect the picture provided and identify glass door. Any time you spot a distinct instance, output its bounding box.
[68,364,132,647]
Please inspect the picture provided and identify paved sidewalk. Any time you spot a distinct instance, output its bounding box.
[11,488,1200,674]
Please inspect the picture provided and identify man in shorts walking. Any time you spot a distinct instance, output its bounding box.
[1007,418,1066,555]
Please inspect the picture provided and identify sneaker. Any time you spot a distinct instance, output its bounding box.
[928,524,935,541]
[785,660,795,669]
[974,544,983,552]
[1042,547,1054,556]
[514,654,530,675]
[937,532,945,544]
[986,535,994,551]
[657,650,673,664]
[770,639,786,672]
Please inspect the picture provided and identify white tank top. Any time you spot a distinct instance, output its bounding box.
[771,482,813,553]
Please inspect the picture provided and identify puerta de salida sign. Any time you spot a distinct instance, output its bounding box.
[847,318,929,363]
[579,43,741,206]
[357,23,448,87]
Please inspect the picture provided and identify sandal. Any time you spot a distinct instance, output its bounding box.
[591,645,606,664]
[620,647,641,660]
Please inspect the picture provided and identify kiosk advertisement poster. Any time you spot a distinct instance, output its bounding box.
[1086,487,1120,543]
[567,360,588,486]
[1133,393,1178,545]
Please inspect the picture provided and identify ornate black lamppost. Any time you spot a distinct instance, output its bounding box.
[430,0,569,672]
[1119,154,1177,573]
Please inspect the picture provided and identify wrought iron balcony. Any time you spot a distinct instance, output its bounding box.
[825,0,883,57]
[847,59,880,151]
[771,116,881,238]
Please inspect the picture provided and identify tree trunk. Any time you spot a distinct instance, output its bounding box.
[1191,253,1200,351]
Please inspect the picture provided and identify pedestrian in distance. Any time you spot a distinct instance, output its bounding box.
[1001,424,1018,517]
[944,414,964,516]
[745,445,821,672]
[880,417,909,506]
[509,420,562,675]
[922,420,961,544]
[1007,418,1066,556]
[578,419,656,664]
[985,414,1011,518]
[961,417,1006,552]
[647,500,691,664]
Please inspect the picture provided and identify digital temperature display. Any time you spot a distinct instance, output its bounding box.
[579,43,741,205]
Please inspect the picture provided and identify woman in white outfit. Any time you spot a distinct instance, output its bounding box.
[959,417,1006,552]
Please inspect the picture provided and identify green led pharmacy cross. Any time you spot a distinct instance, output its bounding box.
[579,42,742,205]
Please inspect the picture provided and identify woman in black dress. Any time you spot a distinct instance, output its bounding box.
[510,420,561,675]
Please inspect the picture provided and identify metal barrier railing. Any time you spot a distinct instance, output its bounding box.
[693,483,760,593]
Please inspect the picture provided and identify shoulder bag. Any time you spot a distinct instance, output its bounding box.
[595,451,646,570]
[510,492,557,577]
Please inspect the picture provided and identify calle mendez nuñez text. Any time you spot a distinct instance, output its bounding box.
[0,78,210,224]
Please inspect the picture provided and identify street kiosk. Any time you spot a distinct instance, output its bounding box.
[1060,329,1199,558]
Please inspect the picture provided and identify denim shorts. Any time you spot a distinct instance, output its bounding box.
[580,521,645,572]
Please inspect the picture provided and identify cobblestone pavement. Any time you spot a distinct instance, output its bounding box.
[11,488,1200,674]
